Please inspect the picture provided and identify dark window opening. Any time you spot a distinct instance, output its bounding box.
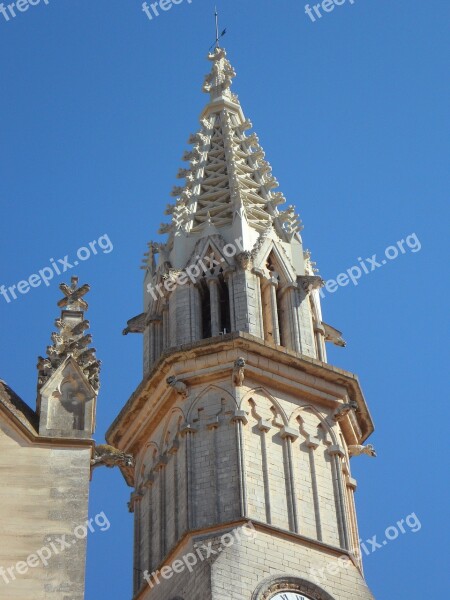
[218,273,231,334]
[199,278,211,339]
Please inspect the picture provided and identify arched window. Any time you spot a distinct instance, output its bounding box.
[198,268,231,339]
[260,251,287,347]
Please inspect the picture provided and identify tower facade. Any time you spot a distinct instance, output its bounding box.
[107,48,375,600]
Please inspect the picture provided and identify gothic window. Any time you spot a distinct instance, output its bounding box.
[260,251,287,347]
[198,269,231,339]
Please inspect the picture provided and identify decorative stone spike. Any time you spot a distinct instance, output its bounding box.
[304,250,319,275]
[263,175,279,190]
[158,223,173,235]
[252,149,265,161]
[236,119,252,133]
[182,148,201,162]
[177,168,191,180]
[271,192,286,206]
[188,132,208,146]
[246,133,259,147]
[171,186,184,198]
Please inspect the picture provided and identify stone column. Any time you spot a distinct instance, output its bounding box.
[180,423,197,530]
[162,304,169,350]
[232,409,249,517]
[207,276,220,336]
[129,490,144,594]
[329,444,350,550]
[155,454,168,559]
[281,426,299,533]
[268,277,281,345]
[142,475,155,573]
[258,418,272,524]
[224,268,236,332]
[285,283,301,353]
[306,435,322,541]
[314,321,327,362]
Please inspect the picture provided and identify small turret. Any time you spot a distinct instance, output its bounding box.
[37,276,100,439]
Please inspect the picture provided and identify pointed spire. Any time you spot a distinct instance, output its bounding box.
[37,276,101,395]
[153,48,304,259]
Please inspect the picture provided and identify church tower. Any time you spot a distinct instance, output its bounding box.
[107,47,376,600]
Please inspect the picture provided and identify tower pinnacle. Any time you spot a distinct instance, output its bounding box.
[36,276,100,438]
[37,276,101,395]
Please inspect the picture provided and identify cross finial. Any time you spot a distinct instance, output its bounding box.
[210,6,226,51]
[215,6,220,49]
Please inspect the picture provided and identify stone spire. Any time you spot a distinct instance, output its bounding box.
[159,48,302,244]
[133,48,339,375]
[37,276,101,397]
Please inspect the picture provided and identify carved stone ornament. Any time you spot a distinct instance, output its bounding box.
[166,376,189,399]
[232,357,246,387]
[122,312,146,336]
[235,251,253,270]
[348,444,377,458]
[91,444,134,470]
[298,275,325,294]
[37,276,101,393]
[332,400,358,422]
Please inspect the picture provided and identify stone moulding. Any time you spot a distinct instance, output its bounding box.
[252,575,336,600]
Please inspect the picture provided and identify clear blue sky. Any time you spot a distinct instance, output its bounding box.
[0,0,448,598]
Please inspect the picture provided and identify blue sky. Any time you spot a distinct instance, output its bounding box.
[0,0,449,598]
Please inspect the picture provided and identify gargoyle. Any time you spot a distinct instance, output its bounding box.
[333,400,358,422]
[122,313,146,336]
[232,357,246,387]
[91,444,134,470]
[348,444,377,458]
[166,376,188,399]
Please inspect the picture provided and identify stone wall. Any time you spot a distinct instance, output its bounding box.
[0,418,91,600]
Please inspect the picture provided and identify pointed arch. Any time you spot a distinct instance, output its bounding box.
[289,404,338,446]
[186,234,236,271]
[253,237,297,283]
[160,407,185,452]
[135,441,160,485]
[253,239,297,348]
[240,386,288,426]
[187,384,237,422]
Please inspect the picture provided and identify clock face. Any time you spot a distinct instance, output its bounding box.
[271,594,313,600]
